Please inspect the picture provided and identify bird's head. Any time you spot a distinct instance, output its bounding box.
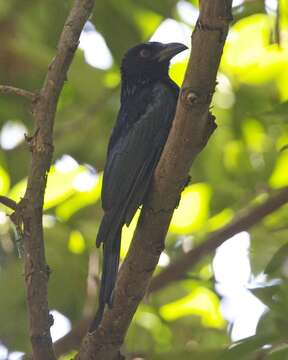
[121,42,188,82]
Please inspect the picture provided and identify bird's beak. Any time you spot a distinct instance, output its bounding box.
[155,42,188,62]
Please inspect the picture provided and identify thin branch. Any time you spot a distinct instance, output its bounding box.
[76,1,233,359]
[10,0,96,359]
[0,85,37,101]
[0,196,17,210]
[149,187,288,293]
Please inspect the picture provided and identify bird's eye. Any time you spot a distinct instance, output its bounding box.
[139,48,151,58]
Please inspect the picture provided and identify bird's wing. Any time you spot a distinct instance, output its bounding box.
[102,82,178,219]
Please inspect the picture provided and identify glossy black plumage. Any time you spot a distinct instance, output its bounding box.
[90,41,187,331]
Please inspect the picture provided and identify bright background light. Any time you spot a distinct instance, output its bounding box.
[50,309,71,342]
[150,19,190,63]
[177,1,199,25]
[79,21,113,70]
[0,121,27,150]
[213,232,267,341]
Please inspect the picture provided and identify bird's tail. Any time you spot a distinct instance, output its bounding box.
[89,210,122,332]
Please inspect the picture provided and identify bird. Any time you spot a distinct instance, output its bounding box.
[90,41,188,331]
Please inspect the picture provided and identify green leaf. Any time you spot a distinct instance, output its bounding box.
[160,285,225,329]
[56,173,102,220]
[120,209,140,259]
[169,183,211,234]
[8,164,92,210]
[221,14,288,85]
[267,346,288,360]
[68,230,86,254]
[0,165,10,195]
[269,151,288,188]
[207,208,234,231]
[216,333,279,360]
[265,242,288,276]
[133,305,172,352]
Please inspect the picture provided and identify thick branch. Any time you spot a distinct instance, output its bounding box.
[14,0,95,359]
[76,1,233,359]
[0,85,37,101]
[150,187,288,293]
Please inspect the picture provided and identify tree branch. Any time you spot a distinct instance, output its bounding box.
[54,187,288,357]
[76,1,233,359]
[4,1,96,359]
[0,85,37,101]
[149,186,288,293]
[0,195,17,210]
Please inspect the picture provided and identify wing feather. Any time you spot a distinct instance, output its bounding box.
[102,83,177,215]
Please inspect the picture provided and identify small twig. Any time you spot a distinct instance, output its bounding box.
[0,85,37,101]
[0,196,17,210]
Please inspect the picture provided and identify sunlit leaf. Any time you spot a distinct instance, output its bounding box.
[68,230,86,254]
[208,208,234,231]
[56,173,102,220]
[8,164,91,210]
[103,70,120,88]
[269,151,288,188]
[120,209,140,259]
[8,178,26,202]
[280,0,288,29]
[242,118,265,152]
[59,351,77,360]
[223,140,242,171]
[160,286,225,329]
[222,14,288,85]
[45,166,89,209]
[276,132,288,152]
[169,59,188,86]
[134,305,172,352]
[0,165,10,195]
[169,183,211,234]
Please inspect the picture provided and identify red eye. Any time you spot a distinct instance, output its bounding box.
[139,48,151,58]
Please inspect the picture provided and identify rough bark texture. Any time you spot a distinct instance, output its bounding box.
[0,1,95,359]
[75,1,233,359]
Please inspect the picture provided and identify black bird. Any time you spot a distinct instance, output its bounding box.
[90,41,188,331]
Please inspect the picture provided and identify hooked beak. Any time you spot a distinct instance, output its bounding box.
[155,42,188,62]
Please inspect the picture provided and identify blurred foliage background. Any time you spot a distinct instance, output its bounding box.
[0,0,288,359]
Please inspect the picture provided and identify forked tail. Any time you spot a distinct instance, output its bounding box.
[89,211,121,332]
